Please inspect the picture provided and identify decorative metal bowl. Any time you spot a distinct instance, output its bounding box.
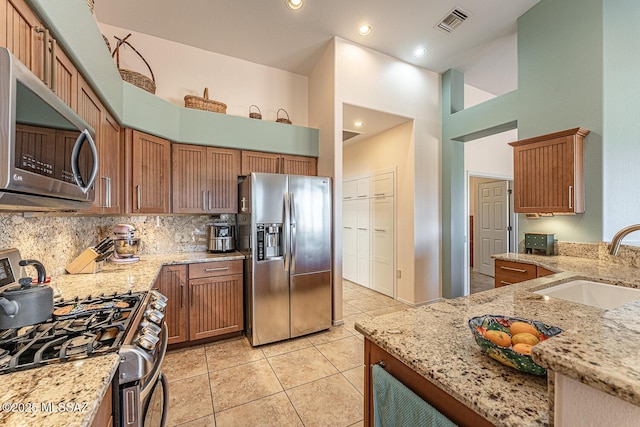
[468,315,563,376]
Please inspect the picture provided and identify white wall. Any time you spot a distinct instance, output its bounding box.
[99,23,309,125]
[343,121,415,302]
[334,38,441,304]
[464,130,516,178]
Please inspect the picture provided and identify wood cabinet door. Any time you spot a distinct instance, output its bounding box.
[100,112,120,214]
[156,265,188,345]
[1,0,45,79]
[282,154,317,176]
[131,130,171,214]
[205,147,240,213]
[188,273,243,341]
[241,150,280,175]
[172,144,207,214]
[51,44,77,110]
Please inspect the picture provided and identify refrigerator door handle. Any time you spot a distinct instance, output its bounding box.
[290,191,297,272]
[284,191,290,271]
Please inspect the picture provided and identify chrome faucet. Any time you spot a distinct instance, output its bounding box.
[609,224,640,255]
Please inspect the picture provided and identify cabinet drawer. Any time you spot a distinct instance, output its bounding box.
[494,260,536,281]
[189,260,242,279]
[495,273,523,288]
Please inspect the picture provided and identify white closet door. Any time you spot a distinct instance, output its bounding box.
[343,180,357,200]
[371,196,394,297]
[371,172,394,197]
[356,198,370,287]
[342,200,357,281]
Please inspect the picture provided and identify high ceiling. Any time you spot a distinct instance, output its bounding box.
[94,0,540,96]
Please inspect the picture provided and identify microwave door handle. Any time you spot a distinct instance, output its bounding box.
[71,129,99,193]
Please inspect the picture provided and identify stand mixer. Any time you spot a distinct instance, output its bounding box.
[109,224,142,263]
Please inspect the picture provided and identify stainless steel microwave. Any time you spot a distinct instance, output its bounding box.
[0,47,98,211]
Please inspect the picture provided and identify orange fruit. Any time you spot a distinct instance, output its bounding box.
[512,343,533,355]
[511,332,540,346]
[510,322,539,338]
[484,330,511,347]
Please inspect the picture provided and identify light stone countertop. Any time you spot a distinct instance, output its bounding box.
[0,251,245,427]
[355,253,640,426]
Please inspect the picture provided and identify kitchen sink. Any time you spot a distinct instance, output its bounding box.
[534,280,640,309]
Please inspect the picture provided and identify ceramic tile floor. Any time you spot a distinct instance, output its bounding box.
[161,280,411,426]
[470,270,494,294]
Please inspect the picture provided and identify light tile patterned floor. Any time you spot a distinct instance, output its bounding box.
[162,279,410,426]
[470,270,494,294]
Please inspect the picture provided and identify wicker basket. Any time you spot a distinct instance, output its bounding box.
[86,0,94,13]
[276,108,292,124]
[249,105,262,120]
[184,88,227,114]
[111,34,156,94]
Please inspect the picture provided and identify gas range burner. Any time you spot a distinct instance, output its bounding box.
[0,291,144,374]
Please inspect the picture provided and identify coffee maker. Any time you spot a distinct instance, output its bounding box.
[207,217,237,253]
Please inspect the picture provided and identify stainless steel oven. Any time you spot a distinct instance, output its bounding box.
[119,291,169,427]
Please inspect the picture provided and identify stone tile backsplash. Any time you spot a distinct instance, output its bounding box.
[0,214,214,276]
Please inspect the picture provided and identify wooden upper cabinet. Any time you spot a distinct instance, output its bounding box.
[77,77,122,214]
[206,147,240,213]
[509,128,589,214]
[282,154,317,176]
[241,150,281,175]
[51,44,77,110]
[172,144,240,214]
[1,0,45,79]
[126,130,171,214]
[99,111,121,214]
[241,150,317,176]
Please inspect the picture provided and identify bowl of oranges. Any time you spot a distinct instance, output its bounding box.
[468,315,562,375]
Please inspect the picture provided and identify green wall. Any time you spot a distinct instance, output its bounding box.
[442,0,603,298]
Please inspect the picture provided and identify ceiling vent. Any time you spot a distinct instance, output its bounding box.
[342,130,361,142]
[435,7,469,33]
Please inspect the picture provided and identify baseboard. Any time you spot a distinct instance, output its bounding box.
[332,319,345,326]
[396,296,444,307]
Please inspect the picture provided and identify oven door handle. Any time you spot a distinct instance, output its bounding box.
[141,372,169,427]
[139,322,168,402]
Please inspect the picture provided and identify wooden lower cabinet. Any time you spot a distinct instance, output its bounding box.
[90,383,113,427]
[154,265,188,345]
[188,260,243,341]
[153,260,243,345]
[364,339,493,427]
[494,259,555,288]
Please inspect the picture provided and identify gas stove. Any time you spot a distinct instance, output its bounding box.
[0,291,144,374]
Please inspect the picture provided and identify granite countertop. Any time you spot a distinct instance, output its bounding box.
[0,251,245,427]
[355,253,640,426]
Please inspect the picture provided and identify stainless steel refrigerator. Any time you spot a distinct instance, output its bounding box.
[238,172,332,346]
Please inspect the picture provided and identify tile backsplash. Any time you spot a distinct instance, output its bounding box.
[0,214,215,276]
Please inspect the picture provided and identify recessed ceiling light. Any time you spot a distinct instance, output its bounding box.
[358,25,372,36]
[286,0,303,10]
[414,47,427,57]
[354,121,364,127]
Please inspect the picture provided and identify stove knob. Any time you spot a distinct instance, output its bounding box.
[141,322,161,336]
[136,333,159,351]
[150,299,167,312]
[145,309,164,325]
[150,290,168,303]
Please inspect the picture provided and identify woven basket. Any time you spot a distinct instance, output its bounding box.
[184,88,227,114]
[249,105,262,120]
[86,0,94,13]
[276,108,292,124]
[111,34,156,94]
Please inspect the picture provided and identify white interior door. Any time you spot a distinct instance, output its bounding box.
[478,181,508,276]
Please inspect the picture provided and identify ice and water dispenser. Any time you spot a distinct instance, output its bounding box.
[256,224,283,261]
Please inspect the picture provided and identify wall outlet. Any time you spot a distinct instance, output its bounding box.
[396,270,401,279]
